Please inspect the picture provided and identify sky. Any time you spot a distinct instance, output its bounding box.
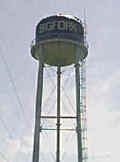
[0,0,120,162]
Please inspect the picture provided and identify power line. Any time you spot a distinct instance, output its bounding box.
[0,45,30,127]
[0,118,14,139]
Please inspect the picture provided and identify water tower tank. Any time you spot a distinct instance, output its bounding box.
[31,14,88,66]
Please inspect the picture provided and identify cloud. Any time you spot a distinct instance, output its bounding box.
[6,138,21,161]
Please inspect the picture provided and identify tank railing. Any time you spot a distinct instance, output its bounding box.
[31,39,36,47]
[31,38,88,49]
[84,40,89,49]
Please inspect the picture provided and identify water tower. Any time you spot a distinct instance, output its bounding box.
[31,14,88,162]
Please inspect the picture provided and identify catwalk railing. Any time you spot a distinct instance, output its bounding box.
[80,60,88,162]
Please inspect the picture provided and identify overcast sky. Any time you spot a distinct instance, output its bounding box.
[0,0,120,162]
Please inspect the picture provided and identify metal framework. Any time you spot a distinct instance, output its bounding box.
[32,60,88,162]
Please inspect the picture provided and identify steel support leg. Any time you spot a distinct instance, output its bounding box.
[56,66,61,162]
[32,61,44,162]
[75,63,83,162]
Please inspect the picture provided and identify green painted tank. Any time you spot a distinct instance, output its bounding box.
[31,14,88,66]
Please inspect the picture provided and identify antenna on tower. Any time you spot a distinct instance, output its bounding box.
[83,8,88,46]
